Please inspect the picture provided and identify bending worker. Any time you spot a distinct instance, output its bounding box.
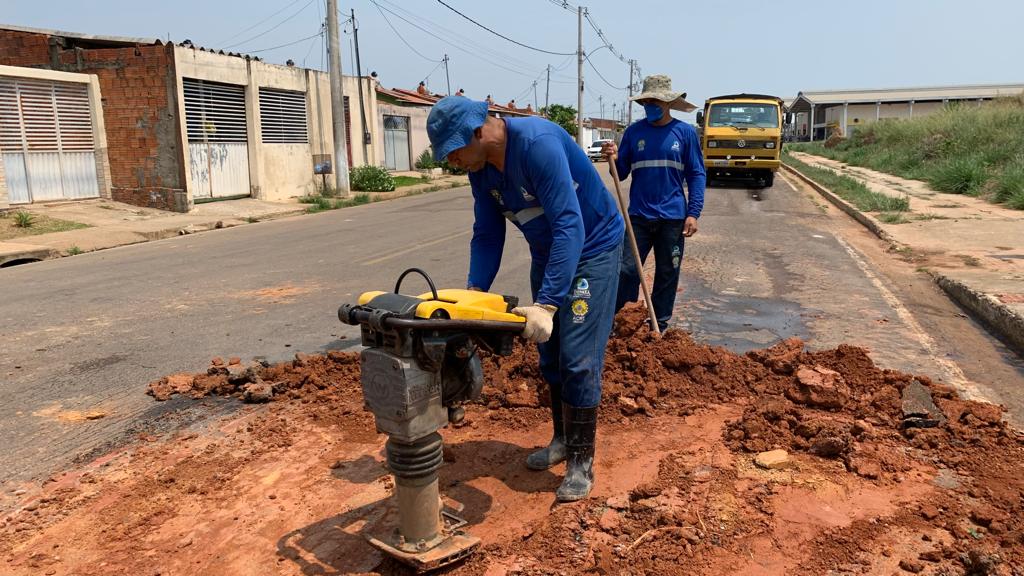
[604,74,706,331]
[427,97,624,502]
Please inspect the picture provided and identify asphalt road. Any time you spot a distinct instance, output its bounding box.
[2,171,1022,488]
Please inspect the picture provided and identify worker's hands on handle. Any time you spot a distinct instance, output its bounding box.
[683,216,699,237]
[512,304,556,344]
[601,141,618,162]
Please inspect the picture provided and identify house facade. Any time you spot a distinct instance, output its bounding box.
[0,24,377,211]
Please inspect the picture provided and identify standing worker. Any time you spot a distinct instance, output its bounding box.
[603,75,706,331]
[427,97,624,502]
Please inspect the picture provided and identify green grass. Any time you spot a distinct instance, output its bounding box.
[67,246,83,256]
[787,95,1024,209]
[302,193,374,213]
[393,175,429,188]
[0,211,89,241]
[878,212,910,224]
[783,152,910,213]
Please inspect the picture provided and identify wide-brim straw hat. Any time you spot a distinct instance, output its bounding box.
[630,74,696,113]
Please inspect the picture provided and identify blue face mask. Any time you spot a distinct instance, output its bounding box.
[643,103,664,123]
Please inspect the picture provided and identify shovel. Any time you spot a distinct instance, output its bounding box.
[607,158,661,336]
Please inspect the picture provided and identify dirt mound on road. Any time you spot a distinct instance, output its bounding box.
[5,305,1024,575]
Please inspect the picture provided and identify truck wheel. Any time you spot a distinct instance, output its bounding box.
[764,171,775,188]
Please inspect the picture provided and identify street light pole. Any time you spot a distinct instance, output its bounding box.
[327,0,350,196]
[576,6,584,146]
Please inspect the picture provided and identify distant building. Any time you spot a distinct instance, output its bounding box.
[787,83,1024,142]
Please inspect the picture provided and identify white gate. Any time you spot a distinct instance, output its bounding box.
[0,77,98,204]
[383,114,411,171]
[183,78,250,200]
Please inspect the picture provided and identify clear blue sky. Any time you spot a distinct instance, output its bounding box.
[5,0,1024,121]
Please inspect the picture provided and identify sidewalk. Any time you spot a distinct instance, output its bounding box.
[784,152,1024,355]
[0,197,306,266]
[0,174,470,267]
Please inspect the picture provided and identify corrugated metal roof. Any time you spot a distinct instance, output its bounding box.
[795,83,1024,105]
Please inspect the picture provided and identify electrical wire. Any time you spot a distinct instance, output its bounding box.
[217,0,307,45]
[246,30,324,54]
[373,0,577,83]
[303,0,323,68]
[372,0,443,63]
[434,0,575,56]
[420,59,447,85]
[223,0,317,49]
[585,54,628,90]
[370,0,571,82]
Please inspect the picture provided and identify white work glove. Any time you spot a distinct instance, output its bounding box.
[512,303,556,344]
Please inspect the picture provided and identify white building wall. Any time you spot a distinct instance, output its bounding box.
[172,46,379,204]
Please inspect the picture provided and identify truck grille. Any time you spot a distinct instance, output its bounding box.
[709,139,774,149]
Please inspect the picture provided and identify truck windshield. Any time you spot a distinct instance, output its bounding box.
[708,103,779,128]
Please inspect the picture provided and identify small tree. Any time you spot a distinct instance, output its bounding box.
[540,104,578,137]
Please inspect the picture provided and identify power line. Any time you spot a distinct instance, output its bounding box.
[372,1,442,62]
[223,0,317,49]
[370,0,573,82]
[420,59,447,85]
[217,0,307,45]
[247,30,324,54]
[435,0,575,56]
[375,0,576,82]
[585,54,627,90]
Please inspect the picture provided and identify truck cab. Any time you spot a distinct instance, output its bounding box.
[696,94,786,188]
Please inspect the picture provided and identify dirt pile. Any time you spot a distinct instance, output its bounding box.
[5,304,1024,575]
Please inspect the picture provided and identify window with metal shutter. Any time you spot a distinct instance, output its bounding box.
[259,88,308,144]
[183,78,247,143]
[0,77,93,153]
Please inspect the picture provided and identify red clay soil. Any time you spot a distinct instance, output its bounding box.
[3,306,1023,575]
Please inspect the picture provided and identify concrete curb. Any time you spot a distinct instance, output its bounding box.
[780,163,902,248]
[782,161,1024,357]
[933,274,1024,356]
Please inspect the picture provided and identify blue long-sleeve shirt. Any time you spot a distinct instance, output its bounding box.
[468,117,624,307]
[614,118,706,220]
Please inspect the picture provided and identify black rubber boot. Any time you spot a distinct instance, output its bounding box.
[526,385,565,470]
[556,404,597,502]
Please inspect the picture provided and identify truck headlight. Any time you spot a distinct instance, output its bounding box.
[765,141,776,149]
[707,140,718,148]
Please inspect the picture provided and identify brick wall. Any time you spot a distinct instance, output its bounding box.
[0,30,188,212]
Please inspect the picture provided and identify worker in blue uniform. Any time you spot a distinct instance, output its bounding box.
[604,74,706,331]
[428,96,624,502]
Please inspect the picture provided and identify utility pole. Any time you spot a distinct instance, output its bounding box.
[627,59,635,125]
[327,0,350,196]
[443,54,451,96]
[576,6,584,146]
[599,95,604,121]
[544,64,551,114]
[532,81,538,112]
[351,8,370,164]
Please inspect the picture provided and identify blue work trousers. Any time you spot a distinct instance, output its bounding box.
[614,216,686,331]
[530,244,621,409]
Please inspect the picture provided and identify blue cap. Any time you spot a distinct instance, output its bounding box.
[427,96,489,162]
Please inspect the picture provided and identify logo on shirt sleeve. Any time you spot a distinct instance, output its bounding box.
[490,189,504,206]
[519,186,536,202]
[637,139,646,152]
[571,298,589,323]
[572,277,591,298]
[671,140,680,152]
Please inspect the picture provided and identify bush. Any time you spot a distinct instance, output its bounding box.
[994,156,1024,209]
[13,211,34,228]
[415,148,437,170]
[350,165,395,192]
[929,156,988,195]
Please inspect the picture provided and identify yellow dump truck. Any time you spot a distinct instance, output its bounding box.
[696,94,786,188]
